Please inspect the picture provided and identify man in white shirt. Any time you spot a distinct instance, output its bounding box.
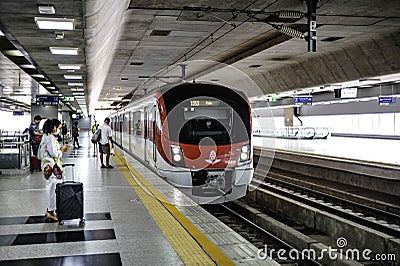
[99,117,114,168]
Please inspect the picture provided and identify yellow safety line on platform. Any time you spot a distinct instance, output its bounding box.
[113,151,235,266]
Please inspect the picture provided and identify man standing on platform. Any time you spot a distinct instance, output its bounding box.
[99,117,114,168]
[29,115,43,156]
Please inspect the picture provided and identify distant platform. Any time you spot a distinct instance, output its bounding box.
[254,136,400,165]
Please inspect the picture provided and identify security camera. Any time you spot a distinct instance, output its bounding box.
[55,32,64,40]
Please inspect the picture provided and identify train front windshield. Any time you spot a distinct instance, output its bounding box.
[162,84,251,146]
[180,104,232,144]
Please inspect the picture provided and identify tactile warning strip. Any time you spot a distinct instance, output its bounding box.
[113,152,235,266]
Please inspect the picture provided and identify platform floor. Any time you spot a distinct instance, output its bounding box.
[0,140,184,265]
[254,136,400,165]
[0,135,271,265]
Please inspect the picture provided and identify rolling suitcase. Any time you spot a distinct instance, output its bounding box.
[30,156,41,172]
[55,163,85,226]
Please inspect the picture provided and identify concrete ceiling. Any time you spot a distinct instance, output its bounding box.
[0,0,400,115]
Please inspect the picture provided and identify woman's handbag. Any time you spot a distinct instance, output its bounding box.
[53,164,63,179]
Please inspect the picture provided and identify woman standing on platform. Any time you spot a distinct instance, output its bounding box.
[39,119,70,222]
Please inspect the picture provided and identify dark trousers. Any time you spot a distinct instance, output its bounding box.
[31,144,39,156]
[73,136,79,147]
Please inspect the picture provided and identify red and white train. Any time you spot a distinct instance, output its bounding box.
[110,82,253,204]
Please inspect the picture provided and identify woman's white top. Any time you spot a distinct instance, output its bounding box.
[39,133,62,170]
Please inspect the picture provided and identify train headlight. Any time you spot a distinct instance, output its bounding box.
[240,152,248,161]
[172,146,180,154]
[239,144,251,163]
[241,145,248,153]
[173,154,182,162]
[171,144,185,166]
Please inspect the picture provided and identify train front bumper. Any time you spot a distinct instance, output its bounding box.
[158,165,253,204]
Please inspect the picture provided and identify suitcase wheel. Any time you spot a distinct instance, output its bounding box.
[79,218,85,227]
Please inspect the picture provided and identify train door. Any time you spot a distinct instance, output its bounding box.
[128,112,132,151]
[145,105,156,166]
[119,115,123,143]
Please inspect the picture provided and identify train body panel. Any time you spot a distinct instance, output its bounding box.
[110,82,253,204]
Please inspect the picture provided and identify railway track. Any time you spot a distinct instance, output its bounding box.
[253,147,400,217]
[203,203,321,265]
[252,173,400,239]
[210,148,400,264]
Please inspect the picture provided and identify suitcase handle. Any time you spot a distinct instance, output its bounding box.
[62,163,75,181]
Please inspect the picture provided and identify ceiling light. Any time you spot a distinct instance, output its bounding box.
[38,5,55,14]
[50,47,78,55]
[46,87,56,90]
[35,17,74,30]
[20,64,36,69]
[68,82,83,86]
[71,88,84,92]
[58,64,81,70]
[31,74,45,78]
[2,50,24,56]
[40,81,51,84]
[64,75,82,80]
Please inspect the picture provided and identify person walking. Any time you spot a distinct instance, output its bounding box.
[91,121,99,156]
[99,117,114,168]
[29,115,43,156]
[39,119,70,222]
[72,121,80,148]
[61,122,68,144]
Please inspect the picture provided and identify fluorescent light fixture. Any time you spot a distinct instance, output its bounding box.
[40,81,51,84]
[64,75,82,80]
[3,50,23,56]
[50,47,78,55]
[0,30,4,36]
[46,87,56,90]
[58,64,81,70]
[68,82,83,86]
[71,88,84,92]
[35,17,74,30]
[31,74,45,78]
[20,64,35,69]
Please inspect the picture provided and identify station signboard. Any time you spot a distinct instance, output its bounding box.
[340,87,357,98]
[36,95,59,105]
[13,111,24,116]
[378,96,396,105]
[293,96,313,105]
